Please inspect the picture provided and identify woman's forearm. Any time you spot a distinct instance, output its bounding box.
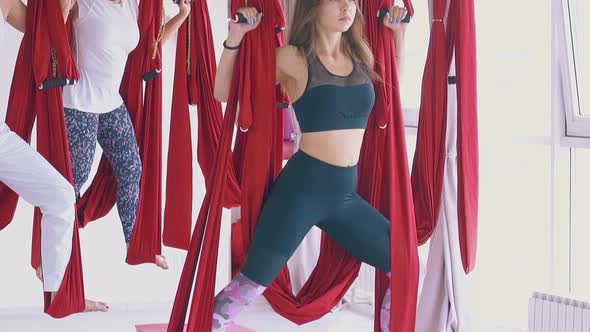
[6,0,73,35]
[6,0,26,33]
[213,8,260,102]
[162,12,189,45]
[213,34,244,102]
[383,6,408,81]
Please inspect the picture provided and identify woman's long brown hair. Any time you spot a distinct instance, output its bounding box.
[287,0,380,81]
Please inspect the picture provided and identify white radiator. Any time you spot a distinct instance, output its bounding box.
[350,263,376,305]
[528,292,590,332]
[339,263,375,317]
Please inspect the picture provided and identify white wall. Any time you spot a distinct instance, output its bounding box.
[463,1,551,330]
[0,0,232,310]
[400,0,552,330]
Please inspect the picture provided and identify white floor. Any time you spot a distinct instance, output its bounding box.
[0,297,523,332]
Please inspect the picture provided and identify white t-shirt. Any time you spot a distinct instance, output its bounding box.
[63,0,140,114]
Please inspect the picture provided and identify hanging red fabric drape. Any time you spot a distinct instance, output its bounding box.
[361,1,419,331]
[411,0,478,273]
[163,0,242,250]
[167,1,281,330]
[0,0,85,318]
[454,0,478,273]
[72,0,164,264]
[410,0,448,247]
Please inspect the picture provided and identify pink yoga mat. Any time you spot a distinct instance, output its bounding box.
[135,323,256,332]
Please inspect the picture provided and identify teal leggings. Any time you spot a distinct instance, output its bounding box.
[240,150,391,287]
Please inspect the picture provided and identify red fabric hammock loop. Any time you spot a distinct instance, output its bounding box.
[454,0,479,273]
[361,1,419,331]
[167,1,279,330]
[0,0,85,318]
[410,0,479,273]
[411,0,448,246]
[163,0,242,250]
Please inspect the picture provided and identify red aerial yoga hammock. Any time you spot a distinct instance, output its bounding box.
[410,0,478,273]
[162,0,286,250]
[63,0,165,265]
[0,0,85,318]
[119,0,165,264]
[454,0,478,274]
[162,0,242,250]
[359,1,420,330]
[166,0,419,331]
[166,0,284,329]
[0,0,165,317]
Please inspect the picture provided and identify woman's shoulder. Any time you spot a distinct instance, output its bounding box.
[277,45,307,69]
[277,45,301,59]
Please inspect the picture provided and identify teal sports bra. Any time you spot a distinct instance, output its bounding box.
[292,54,375,133]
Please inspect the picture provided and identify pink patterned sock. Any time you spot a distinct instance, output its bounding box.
[212,273,267,332]
[380,272,392,332]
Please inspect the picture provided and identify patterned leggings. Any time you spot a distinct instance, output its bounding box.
[64,105,142,242]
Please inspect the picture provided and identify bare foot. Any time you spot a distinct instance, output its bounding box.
[35,265,43,282]
[155,255,169,270]
[84,300,109,312]
[50,293,108,312]
[126,243,169,270]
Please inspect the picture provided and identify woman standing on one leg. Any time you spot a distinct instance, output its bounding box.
[212,1,408,331]
[60,0,192,273]
[0,0,107,312]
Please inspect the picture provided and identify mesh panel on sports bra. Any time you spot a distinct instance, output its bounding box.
[291,53,376,133]
[306,55,371,90]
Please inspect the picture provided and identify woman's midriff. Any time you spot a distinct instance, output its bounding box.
[298,129,366,167]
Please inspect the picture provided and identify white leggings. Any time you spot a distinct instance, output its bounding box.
[0,123,75,292]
